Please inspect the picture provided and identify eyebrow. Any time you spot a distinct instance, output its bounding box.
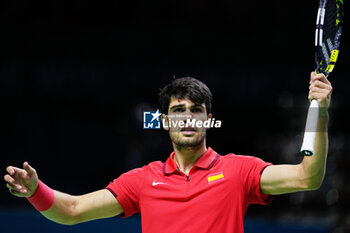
[169,104,185,110]
[169,104,204,110]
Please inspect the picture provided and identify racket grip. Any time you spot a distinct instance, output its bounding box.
[300,99,319,156]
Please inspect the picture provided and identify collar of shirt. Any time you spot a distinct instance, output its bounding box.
[163,147,220,175]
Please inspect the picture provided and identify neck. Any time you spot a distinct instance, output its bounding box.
[172,142,207,176]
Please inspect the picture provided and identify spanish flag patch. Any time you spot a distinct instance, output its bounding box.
[207,172,224,184]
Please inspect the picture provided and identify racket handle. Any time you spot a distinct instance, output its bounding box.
[300,99,319,156]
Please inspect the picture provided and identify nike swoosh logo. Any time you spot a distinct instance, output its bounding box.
[152,180,168,186]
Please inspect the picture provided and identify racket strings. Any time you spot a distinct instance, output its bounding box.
[317,0,343,75]
[323,0,338,41]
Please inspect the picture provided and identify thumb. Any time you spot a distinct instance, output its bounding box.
[23,162,36,176]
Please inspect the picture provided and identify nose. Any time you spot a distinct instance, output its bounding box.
[184,109,193,122]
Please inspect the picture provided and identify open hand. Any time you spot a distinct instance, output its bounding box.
[4,162,39,198]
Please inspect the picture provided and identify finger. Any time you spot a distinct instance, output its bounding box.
[308,92,329,101]
[310,74,331,85]
[309,86,331,95]
[4,174,15,184]
[23,162,36,176]
[9,188,26,197]
[310,79,332,90]
[310,80,333,91]
[6,182,23,191]
[6,181,29,194]
[6,166,15,176]
[4,175,24,190]
[7,166,25,177]
[311,73,331,85]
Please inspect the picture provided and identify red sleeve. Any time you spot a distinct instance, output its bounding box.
[105,167,145,218]
[241,156,273,206]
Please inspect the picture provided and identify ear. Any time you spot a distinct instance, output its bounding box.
[161,114,169,131]
[207,113,212,120]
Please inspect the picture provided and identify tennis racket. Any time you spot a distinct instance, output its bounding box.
[300,0,344,156]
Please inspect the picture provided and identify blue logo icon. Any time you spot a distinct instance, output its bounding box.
[143,110,162,129]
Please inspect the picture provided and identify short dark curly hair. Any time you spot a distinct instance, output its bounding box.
[158,77,212,115]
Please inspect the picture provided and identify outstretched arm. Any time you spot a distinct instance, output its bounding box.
[4,162,123,225]
[260,72,332,195]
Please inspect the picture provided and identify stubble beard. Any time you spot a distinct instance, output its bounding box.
[169,131,206,149]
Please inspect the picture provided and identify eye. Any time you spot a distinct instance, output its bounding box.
[192,107,203,113]
[173,108,185,112]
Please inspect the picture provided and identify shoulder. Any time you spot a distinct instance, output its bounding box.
[119,161,164,179]
[219,153,270,168]
[146,161,164,171]
[220,153,262,162]
[132,160,164,174]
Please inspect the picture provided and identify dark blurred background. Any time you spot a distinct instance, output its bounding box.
[0,0,349,232]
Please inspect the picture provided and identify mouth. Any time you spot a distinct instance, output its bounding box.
[180,127,196,135]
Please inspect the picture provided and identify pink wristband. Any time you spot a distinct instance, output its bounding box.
[27,180,55,211]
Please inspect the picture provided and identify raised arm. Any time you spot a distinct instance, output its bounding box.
[260,72,332,195]
[4,162,123,225]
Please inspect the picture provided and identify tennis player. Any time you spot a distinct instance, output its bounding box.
[4,72,332,233]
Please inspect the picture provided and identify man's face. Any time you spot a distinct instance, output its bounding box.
[163,96,211,148]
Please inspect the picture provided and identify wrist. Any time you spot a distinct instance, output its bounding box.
[27,180,54,212]
[318,108,329,117]
[317,111,329,132]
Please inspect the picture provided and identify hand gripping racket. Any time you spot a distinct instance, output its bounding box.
[300,0,344,156]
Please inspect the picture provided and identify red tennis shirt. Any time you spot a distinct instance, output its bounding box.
[106,147,273,233]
